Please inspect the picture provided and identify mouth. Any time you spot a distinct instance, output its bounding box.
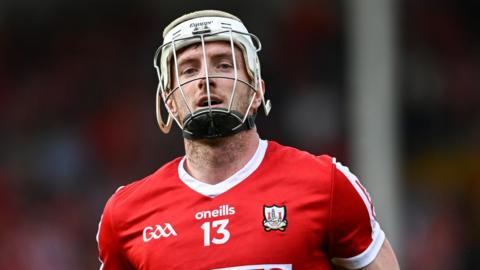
[197,96,224,108]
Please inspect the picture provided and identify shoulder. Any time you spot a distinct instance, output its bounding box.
[266,141,360,181]
[263,140,337,191]
[103,157,182,214]
[266,140,334,171]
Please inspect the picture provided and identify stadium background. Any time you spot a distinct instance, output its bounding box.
[0,0,479,269]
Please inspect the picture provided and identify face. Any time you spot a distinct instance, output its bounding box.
[166,41,263,124]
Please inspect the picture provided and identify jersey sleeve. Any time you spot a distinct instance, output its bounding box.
[327,159,385,269]
[97,194,133,270]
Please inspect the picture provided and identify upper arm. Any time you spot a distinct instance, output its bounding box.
[97,198,133,270]
[361,239,400,270]
[327,160,389,269]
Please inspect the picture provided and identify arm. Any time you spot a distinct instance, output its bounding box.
[97,197,134,270]
[362,239,399,270]
[335,239,399,270]
[327,159,398,270]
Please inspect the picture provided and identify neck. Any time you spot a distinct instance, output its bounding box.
[183,129,260,185]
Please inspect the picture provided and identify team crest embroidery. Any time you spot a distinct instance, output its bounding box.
[263,205,287,231]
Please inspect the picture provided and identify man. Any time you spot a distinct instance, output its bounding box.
[97,10,400,270]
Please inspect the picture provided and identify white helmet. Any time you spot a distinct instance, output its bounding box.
[153,10,271,139]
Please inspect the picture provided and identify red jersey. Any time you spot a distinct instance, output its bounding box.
[97,140,385,269]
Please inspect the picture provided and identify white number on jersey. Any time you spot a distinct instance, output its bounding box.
[201,219,230,246]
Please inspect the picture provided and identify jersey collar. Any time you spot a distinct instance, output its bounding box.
[178,139,268,197]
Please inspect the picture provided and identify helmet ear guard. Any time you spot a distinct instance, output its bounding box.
[155,80,173,133]
[153,10,271,139]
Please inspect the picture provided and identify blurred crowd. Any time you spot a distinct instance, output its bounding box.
[402,1,480,268]
[0,0,478,269]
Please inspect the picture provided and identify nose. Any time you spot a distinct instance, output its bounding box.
[196,68,216,91]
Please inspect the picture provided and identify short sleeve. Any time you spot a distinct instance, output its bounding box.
[97,196,133,270]
[327,159,385,269]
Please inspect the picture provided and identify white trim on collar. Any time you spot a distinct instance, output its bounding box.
[178,139,268,198]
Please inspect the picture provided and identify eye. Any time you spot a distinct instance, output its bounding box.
[218,63,233,70]
[181,67,197,76]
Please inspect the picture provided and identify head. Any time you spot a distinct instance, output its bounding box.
[154,10,271,140]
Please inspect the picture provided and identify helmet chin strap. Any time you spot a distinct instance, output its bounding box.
[182,108,256,140]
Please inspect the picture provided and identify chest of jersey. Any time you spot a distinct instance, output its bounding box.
[118,163,333,269]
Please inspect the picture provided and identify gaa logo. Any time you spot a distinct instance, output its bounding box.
[142,223,177,242]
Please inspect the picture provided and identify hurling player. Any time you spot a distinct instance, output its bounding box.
[97,10,400,270]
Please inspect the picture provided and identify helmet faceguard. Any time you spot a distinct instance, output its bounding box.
[153,10,271,140]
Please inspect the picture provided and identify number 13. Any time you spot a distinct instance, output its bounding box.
[201,219,230,246]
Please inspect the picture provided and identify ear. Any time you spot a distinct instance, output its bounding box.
[166,96,177,116]
[253,79,265,112]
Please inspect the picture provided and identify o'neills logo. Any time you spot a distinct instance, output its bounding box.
[190,21,213,28]
[195,204,235,220]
